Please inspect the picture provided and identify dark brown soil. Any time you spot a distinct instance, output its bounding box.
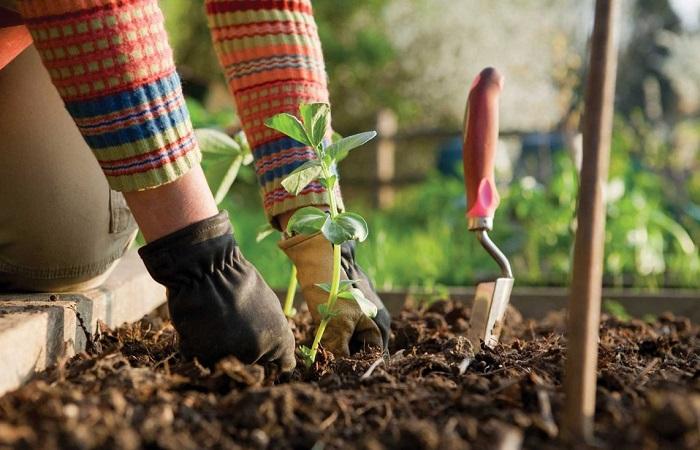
[0,300,698,450]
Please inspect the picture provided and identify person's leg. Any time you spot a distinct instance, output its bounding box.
[0,45,137,292]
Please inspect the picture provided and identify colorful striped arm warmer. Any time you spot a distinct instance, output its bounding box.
[18,0,201,192]
[205,0,343,222]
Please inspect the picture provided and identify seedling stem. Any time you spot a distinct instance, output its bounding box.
[283,265,298,317]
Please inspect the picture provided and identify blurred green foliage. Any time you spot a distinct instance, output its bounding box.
[355,152,697,290]
[160,0,221,86]
[193,98,698,289]
[164,0,699,291]
[313,0,417,130]
[160,0,414,130]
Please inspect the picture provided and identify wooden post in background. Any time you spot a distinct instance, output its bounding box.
[563,0,620,442]
[375,109,398,209]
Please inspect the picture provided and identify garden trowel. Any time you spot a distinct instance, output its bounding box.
[463,68,514,349]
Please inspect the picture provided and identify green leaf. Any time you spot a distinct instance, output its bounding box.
[256,224,276,243]
[320,175,337,190]
[328,212,369,243]
[201,156,243,205]
[339,288,378,318]
[281,162,323,195]
[196,128,248,204]
[298,345,314,367]
[291,159,323,173]
[264,113,311,146]
[317,303,338,319]
[299,103,330,148]
[315,280,357,293]
[331,130,343,143]
[321,219,351,245]
[195,128,242,156]
[287,207,329,235]
[325,131,377,162]
[232,131,254,166]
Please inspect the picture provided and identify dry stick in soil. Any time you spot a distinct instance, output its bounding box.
[562,0,620,442]
[265,103,379,366]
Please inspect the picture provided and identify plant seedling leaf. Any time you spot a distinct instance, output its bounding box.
[320,175,337,190]
[201,155,244,205]
[315,280,357,293]
[326,131,377,162]
[331,130,343,143]
[196,128,248,204]
[232,131,254,165]
[300,103,330,148]
[287,207,329,235]
[195,128,242,156]
[339,288,378,318]
[317,303,338,319]
[264,113,311,146]
[281,163,323,195]
[298,345,314,367]
[321,218,352,245]
[335,212,369,242]
[256,224,276,243]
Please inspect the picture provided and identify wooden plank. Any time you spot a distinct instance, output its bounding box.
[0,251,165,397]
[275,287,700,321]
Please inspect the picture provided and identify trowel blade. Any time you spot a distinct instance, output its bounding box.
[467,277,514,349]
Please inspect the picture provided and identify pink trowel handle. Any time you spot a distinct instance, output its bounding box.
[463,67,504,230]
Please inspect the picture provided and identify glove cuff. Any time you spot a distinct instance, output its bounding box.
[138,211,234,287]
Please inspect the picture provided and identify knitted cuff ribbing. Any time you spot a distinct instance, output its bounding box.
[205,0,342,221]
[19,0,201,191]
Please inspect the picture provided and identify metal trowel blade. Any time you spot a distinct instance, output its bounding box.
[467,277,514,350]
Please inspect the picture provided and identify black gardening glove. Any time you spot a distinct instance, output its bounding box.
[139,211,295,372]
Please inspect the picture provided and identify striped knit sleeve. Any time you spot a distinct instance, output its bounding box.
[18,0,201,192]
[205,0,343,222]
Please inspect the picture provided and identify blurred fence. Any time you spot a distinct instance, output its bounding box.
[341,109,537,208]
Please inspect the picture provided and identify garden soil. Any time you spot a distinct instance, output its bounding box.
[0,300,698,450]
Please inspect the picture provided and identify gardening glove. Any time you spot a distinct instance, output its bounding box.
[139,211,296,372]
[279,232,391,356]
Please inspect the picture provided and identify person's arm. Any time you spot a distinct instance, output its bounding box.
[205,0,390,356]
[17,0,216,241]
[205,0,342,229]
[18,0,294,371]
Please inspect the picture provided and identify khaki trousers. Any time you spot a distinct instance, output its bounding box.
[0,45,137,292]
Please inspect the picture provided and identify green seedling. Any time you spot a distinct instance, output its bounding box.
[257,224,298,317]
[265,103,378,366]
[195,128,253,205]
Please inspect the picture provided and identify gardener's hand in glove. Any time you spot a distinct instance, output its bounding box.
[280,232,391,356]
[139,211,296,372]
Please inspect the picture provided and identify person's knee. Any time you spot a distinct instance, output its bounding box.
[0,45,137,292]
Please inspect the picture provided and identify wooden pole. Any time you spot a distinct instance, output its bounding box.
[375,109,398,209]
[562,0,619,442]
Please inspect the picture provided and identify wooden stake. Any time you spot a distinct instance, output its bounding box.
[375,108,398,209]
[562,0,620,442]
